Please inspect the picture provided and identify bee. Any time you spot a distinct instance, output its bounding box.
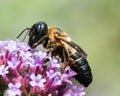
[17,21,93,87]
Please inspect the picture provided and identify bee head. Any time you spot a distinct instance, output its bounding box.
[28,21,48,48]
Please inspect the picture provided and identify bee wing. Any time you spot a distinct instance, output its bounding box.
[55,35,87,57]
[70,41,87,56]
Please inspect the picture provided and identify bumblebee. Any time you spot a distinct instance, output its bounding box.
[17,21,93,87]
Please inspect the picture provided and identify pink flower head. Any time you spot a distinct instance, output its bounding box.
[0,40,85,96]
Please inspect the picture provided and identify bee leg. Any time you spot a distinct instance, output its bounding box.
[46,48,54,55]
[61,47,70,70]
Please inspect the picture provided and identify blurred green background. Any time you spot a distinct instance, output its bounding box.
[0,0,120,96]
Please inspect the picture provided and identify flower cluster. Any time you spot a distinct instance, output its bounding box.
[0,40,85,96]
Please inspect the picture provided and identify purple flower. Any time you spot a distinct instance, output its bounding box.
[4,40,18,52]
[7,57,20,68]
[0,65,9,76]
[0,40,85,96]
[46,69,60,79]
[34,51,47,58]
[19,50,32,61]
[61,66,77,84]
[33,56,44,67]
[64,84,85,96]
[52,76,62,86]
[16,39,30,51]
[29,73,46,88]
[0,40,6,51]
[48,57,61,68]
[25,57,34,66]
[73,86,86,96]
[5,82,22,96]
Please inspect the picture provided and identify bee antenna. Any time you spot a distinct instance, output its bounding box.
[16,28,29,39]
[21,31,28,42]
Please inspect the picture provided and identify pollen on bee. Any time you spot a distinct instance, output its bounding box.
[67,37,71,42]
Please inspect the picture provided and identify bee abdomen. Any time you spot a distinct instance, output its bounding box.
[70,52,93,87]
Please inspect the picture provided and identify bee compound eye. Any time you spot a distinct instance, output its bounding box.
[35,22,48,36]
